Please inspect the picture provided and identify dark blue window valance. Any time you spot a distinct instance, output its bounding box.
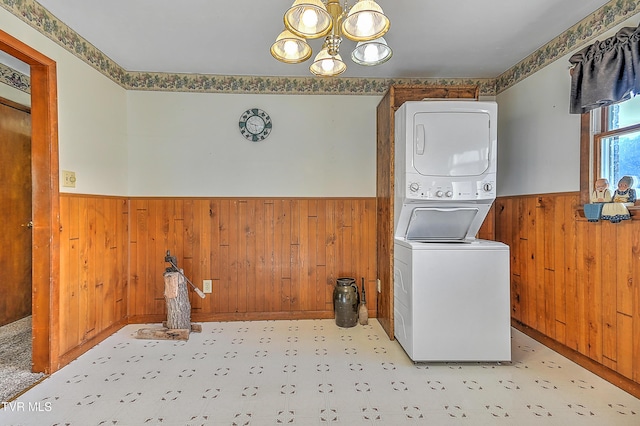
[569,23,640,114]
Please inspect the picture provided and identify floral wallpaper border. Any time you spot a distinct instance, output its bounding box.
[1,0,638,96]
[496,0,640,92]
[121,72,496,96]
[0,61,29,93]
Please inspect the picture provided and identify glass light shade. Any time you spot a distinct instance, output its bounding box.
[351,37,392,66]
[309,48,347,77]
[284,0,333,39]
[271,30,312,63]
[341,0,390,41]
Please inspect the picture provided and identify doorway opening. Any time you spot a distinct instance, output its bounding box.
[0,29,60,374]
[0,97,31,325]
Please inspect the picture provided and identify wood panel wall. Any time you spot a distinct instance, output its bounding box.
[57,195,376,369]
[129,198,377,322]
[495,192,640,393]
[59,194,129,358]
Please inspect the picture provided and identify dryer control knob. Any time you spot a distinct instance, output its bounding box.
[436,190,444,198]
[483,183,493,192]
[445,190,453,198]
[409,182,420,193]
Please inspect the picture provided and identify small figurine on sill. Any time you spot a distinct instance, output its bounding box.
[612,175,636,204]
[590,178,612,203]
[601,176,636,223]
[584,178,612,222]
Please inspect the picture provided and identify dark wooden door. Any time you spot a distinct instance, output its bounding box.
[0,98,32,326]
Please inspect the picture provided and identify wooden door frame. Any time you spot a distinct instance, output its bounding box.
[0,30,60,373]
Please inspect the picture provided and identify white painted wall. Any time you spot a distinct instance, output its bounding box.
[496,15,640,197]
[0,7,128,196]
[6,2,637,199]
[0,84,30,107]
[3,6,379,198]
[496,60,580,196]
[127,91,380,197]
[56,59,128,195]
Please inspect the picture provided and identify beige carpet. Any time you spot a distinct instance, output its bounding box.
[0,316,45,402]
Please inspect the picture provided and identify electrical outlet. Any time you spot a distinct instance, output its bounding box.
[377,278,381,293]
[62,170,76,188]
[203,279,212,293]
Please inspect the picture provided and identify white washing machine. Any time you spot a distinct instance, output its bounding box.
[394,238,511,362]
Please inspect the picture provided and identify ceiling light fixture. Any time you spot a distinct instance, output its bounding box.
[271,0,392,77]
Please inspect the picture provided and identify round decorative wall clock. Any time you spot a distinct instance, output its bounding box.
[239,108,272,142]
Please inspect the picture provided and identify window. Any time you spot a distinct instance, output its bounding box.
[581,95,640,205]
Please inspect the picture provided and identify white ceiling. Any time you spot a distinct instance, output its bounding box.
[13,0,613,79]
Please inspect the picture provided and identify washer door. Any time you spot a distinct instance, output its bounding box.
[405,207,482,241]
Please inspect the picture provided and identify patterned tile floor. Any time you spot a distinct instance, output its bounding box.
[1,319,639,425]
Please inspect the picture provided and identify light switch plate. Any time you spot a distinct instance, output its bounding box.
[62,170,76,188]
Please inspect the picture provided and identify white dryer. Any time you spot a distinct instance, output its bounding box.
[394,100,498,240]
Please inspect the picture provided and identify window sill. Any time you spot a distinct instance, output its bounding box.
[577,204,640,220]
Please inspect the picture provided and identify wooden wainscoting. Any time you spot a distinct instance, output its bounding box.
[477,203,496,241]
[128,198,377,322]
[495,192,640,396]
[59,194,129,363]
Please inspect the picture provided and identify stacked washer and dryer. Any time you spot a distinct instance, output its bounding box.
[393,100,511,362]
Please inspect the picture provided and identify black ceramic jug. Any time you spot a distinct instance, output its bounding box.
[333,277,359,328]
